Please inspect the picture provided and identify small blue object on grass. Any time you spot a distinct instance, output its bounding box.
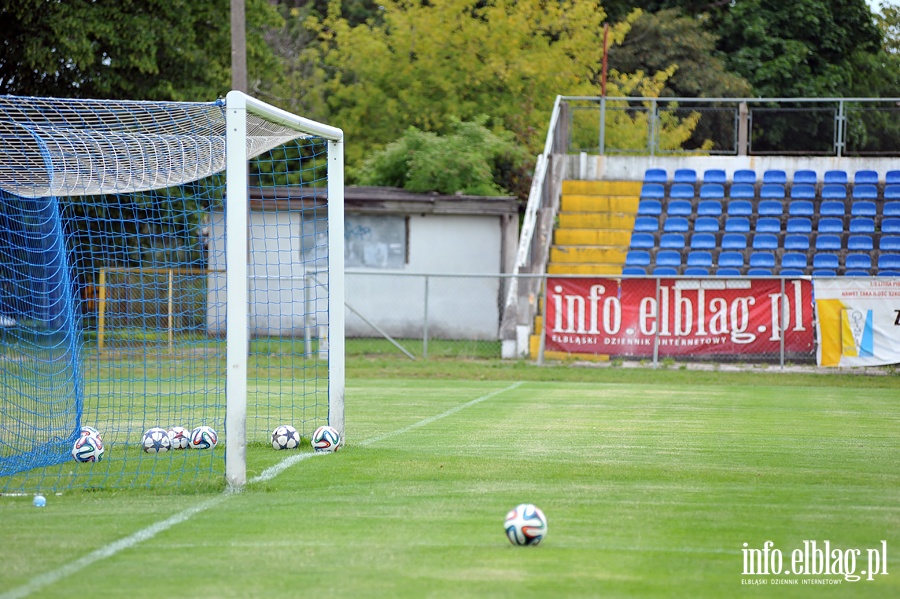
[33,494,46,507]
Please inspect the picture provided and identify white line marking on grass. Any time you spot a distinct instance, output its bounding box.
[3,382,523,599]
[359,382,523,447]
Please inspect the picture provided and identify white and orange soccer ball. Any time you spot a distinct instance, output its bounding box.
[189,425,218,450]
[504,503,548,546]
[72,434,104,462]
[311,425,341,453]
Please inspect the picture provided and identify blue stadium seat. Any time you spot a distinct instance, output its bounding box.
[779,269,805,277]
[656,249,682,267]
[854,170,878,185]
[659,233,686,249]
[844,270,870,277]
[784,234,810,251]
[622,266,647,276]
[849,218,875,234]
[637,199,662,216]
[687,251,713,267]
[788,200,814,216]
[684,266,710,276]
[790,184,816,200]
[813,254,839,270]
[786,217,812,233]
[817,218,843,234]
[663,216,689,232]
[851,184,877,200]
[644,168,667,183]
[670,183,695,199]
[883,218,900,234]
[634,216,659,232]
[815,234,841,251]
[721,232,747,249]
[883,200,900,215]
[760,183,785,199]
[718,251,744,268]
[793,170,817,185]
[691,233,717,250]
[756,217,782,233]
[674,169,697,184]
[885,187,900,201]
[763,170,787,185]
[699,183,725,200]
[781,253,808,270]
[641,183,665,199]
[733,169,757,184]
[747,268,772,276]
[626,250,651,266]
[729,183,755,199]
[878,270,900,276]
[848,235,873,251]
[749,252,776,269]
[821,184,847,199]
[845,254,872,270]
[630,232,655,249]
[880,236,900,252]
[703,169,727,184]
[653,266,679,276]
[757,200,783,216]
[850,201,876,217]
[819,200,845,216]
[724,217,750,233]
[887,170,900,185]
[824,170,848,185]
[715,268,742,277]
[878,254,900,270]
[752,233,778,250]
[727,200,753,216]
[813,269,837,277]
[694,216,720,232]
[667,199,693,216]
[696,200,723,216]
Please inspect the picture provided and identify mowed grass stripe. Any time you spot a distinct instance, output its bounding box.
[2,378,898,598]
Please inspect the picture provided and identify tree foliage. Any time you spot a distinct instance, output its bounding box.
[356,117,528,196]
[0,0,282,101]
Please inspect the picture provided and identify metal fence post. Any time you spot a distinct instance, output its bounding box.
[652,277,661,367]
[423,274,429,360]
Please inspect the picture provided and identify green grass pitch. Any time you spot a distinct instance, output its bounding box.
[1,361,898,598]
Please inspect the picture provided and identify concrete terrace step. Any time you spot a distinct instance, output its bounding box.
[546,263,624,275]
[550,246,628,264]
[554,228,633,246]
[557,212,636,229]
[560,195,639,213]
[562,180,643,196]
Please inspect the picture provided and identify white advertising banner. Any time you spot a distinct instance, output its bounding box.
[814,278,900,367]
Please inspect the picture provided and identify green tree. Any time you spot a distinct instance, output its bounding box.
[0,0,282,101]
[356,117,528,196]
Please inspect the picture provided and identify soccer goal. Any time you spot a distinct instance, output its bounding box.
[0,91,344,492]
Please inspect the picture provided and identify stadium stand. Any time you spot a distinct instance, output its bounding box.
[644,168,667,183]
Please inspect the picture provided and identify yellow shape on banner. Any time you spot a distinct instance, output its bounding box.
[817,299,846,366]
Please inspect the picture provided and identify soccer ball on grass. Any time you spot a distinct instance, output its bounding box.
[72,434,104,462]
[189,425,218,450]
[311,425,341,452]
[142,427,171,453]
[271,424,300,450]
[504,503,548,546]
[167,426,190,450]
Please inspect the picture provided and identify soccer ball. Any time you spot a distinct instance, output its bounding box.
[72,434,104,462]
[141,427,171,453]
[167,426,190,450]
[189,425,218,450]
[80,425,102,441]
[311,425,341,453]
[271,424,300,450]
[504,503,548,546]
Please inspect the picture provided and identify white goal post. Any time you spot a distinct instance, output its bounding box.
[224,91,345,488]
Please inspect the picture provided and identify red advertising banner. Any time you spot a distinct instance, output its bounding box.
[545,278,815,357]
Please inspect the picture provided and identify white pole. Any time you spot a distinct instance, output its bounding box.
[327,138,346,437]
[224,90,249,489]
